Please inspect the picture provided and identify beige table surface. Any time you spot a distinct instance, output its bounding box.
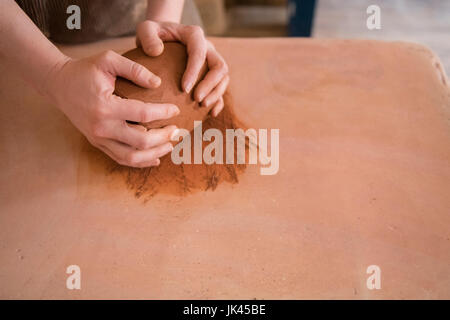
[0,37,449,299]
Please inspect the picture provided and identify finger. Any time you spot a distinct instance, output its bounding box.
[110,95,180,122]
[211,96,224,117]
[194,43,228,102]
[111,122,178,150]
[96,143,124,165]
[179,25,207,93]
[136,20,165,57]
[101,139,173,168]
[126,122,147,132]
[202,75,229,108]
[136,158,161,168]
[102,50,161,88]
[99,143,160,168]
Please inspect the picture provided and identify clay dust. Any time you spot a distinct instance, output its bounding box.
[78,93,250,202]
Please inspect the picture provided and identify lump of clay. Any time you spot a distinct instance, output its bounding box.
[114,42,210,131]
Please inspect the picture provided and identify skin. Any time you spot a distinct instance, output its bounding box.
[0,0,229,168]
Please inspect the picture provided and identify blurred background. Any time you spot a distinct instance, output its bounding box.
[193,0,450,73]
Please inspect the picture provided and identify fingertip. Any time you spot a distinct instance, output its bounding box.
[194,88,205,103]
[143,158,160,168]
[143,41,164,57]
[164,142,174,153]
[212,99,224,117]
[170,104,180,116]
[155,41,164,56]
[169,128,180,141]
[202,96,214,108]
[150,75,161,88]
[184,81,193,94]
[166,124,178,130]
[182,73,195,94]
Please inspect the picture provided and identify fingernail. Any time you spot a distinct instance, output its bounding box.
[165,143,174,153]
[202,98,210,107]
[170,128,180,141]
[171,105,180,115]
[185,81,193,94]
[151,76,161,87]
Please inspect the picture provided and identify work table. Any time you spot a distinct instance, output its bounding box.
[0,37,449,299]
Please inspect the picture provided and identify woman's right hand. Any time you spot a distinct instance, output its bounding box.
[44,50,180,168]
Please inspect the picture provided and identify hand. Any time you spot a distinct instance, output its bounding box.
[136,20,229,117]
[44,50,180,168]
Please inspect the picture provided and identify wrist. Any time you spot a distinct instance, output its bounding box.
[146,0,183,23]
[40,54,72,104]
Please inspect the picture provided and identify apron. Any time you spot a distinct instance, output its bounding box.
[15,0,203,44]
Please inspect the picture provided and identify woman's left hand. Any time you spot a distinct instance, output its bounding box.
[136,20,229,117]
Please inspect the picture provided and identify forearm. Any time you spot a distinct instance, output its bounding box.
[146,0,185,23]
[0,0,69,96]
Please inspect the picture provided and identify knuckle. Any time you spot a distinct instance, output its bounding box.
[101,50,115,61]
[193,50,206,62]
[222,75,230,88]
[187,25,203,36]
[130,62,145,79]
[195,26,205,37]
[91,122,106,138]
[125,152,140,167]
[139,108,153,123]
[144,20,157,29]
[207,40,216,50]
[93,104,109,119]
[137,136,152,150]
[219,61,229,74]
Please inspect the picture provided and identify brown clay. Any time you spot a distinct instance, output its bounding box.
[112,42,248,199]
[114,42,211,131]
[108,92,248,201]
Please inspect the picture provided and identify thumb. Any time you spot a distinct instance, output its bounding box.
[136,21,164,57]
